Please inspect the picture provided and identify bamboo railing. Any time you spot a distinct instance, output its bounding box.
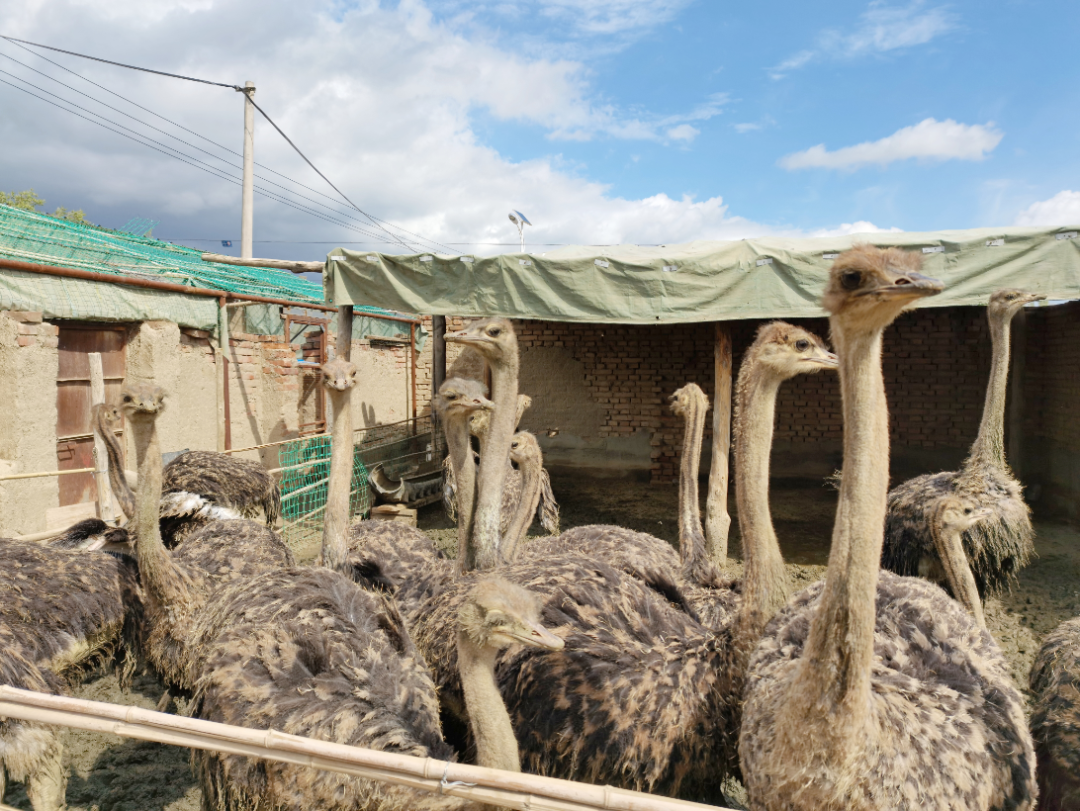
[0,686,731,811]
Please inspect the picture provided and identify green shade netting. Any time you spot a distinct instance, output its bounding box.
[325,226,1080,324]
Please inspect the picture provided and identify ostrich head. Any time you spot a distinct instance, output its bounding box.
[933,496,993,536]
[509,432,542,466]
[822,244,943,328]
[751,322,838,378]
[987,288,1045,323]
[669,382,708,419]
[445,318,517,365]
[458,578,564,652]
[119,382,166,421]
[435,377,494,420]
[320,357,358,392]
[93,402,123,430]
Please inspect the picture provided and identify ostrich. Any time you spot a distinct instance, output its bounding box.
[739,246,1035,811]
[345,372,494,611]
[927,496,993,629]
[1029,614,1080,811]
[191,575,563,811]
[45,517,129,550]
[189,359,563,810]
[882,288,1044,597]
[119,381,294,690]
[0,532,143,809]
[443,394,560,536]
[93,401,279,546]
[444,318,519,570]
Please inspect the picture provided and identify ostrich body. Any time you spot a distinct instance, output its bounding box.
[0,534,143,809]
[927,496,993,629]
[882,289,1043,598]
[120,383,294,690]
[1029,615,1080,811]
[739,246,1035,811]
[191,355,562,811]
[94,402,279,545]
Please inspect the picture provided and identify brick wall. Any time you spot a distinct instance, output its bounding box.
[508,307,994,483]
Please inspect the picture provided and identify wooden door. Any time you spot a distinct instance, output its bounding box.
[56,324,127,507]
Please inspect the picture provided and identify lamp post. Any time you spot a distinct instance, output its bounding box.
[508,210,531,252]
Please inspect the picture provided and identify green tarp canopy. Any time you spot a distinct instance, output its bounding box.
[325,225,1080,324]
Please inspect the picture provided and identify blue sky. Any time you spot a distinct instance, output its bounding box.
[0,0,1077,257]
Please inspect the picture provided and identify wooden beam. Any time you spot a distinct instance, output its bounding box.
[337,305,354,362]
[432,315,447,401]
[200,252,324,274]
[705,322,732,564]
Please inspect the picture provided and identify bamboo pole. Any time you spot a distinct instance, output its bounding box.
[0,686,727,811]
[0,467,94,482]
[88,352,114,522]
[705,323,733,563]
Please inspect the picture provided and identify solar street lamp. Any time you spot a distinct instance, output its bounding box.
[508,210,531,252]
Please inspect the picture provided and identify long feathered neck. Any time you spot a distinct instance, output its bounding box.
[96,408,135,519]
[791,322,888,736]
[130,413,185,607]
[932,517,986,629]
[732,363,789,647]
[502,453,542,563]
[321,386,354,573]
[456,631,521,774]
[467,355,519,572]
[447,411,478,573]
[677,397,710,582]
[965,312,1012,472]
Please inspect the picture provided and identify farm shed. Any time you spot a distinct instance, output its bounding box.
[325,226,1080,526]
[0,204,430,540]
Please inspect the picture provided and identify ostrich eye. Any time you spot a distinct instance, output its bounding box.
[840,271,862,290]
[964,507,973,515]
[795,339,810,352]
[488,327,502,337]
[122,395,132,403]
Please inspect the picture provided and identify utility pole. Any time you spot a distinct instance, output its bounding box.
[240,81,255,259]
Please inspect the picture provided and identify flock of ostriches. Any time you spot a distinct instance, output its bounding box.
[1,245,1078,811]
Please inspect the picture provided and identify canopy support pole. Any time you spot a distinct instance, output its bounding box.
[705,322,732,563]
[1008,307,1027,477]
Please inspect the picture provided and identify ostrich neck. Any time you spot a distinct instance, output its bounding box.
[965,316,1011,472]
[446,412,478,570]
[733,372,788,645]
[466,356,519,572]
[456,632,521,774]
[321,387,354,573]
[932,519,986,629]
[792,325,888,734]
[130,415,184,607]
[677,398,709,578]
[502,454,542,562]
[96,409,135,519]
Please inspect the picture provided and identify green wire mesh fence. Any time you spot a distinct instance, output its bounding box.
[277,414,446,555]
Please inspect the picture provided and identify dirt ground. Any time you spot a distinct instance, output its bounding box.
[5,475,1078,810]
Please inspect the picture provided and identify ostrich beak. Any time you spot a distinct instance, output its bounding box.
[468,396,495,411]
[804,352,839,369]
[857,272,944,300]
[1023,293,1047,305]
[510,620,565,651]
[445,328,492,347]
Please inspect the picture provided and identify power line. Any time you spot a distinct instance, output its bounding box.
[0,73,411,245]
[1,34,459,255]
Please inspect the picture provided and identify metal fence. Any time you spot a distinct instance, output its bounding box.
[278,415,446,553]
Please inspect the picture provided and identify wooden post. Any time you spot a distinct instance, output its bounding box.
[337,305,353,362]
[705,323,732,563]
[240,81,256,260]
[88,352,113,523]
[1008,308,1027,476]
[432,315,446,399]
[219,297,232,450]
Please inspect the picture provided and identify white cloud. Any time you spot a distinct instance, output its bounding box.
[770,1,956,78]
[734,122,761,133]
[534,0,694,35]
[779,118,1002,171]
[665,124,699,142]
[1014,191,1080,227]
[810,221,903,238]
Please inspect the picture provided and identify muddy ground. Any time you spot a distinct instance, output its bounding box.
[6,475,1078,810]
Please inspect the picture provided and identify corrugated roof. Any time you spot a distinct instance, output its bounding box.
[0,203,324,304]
